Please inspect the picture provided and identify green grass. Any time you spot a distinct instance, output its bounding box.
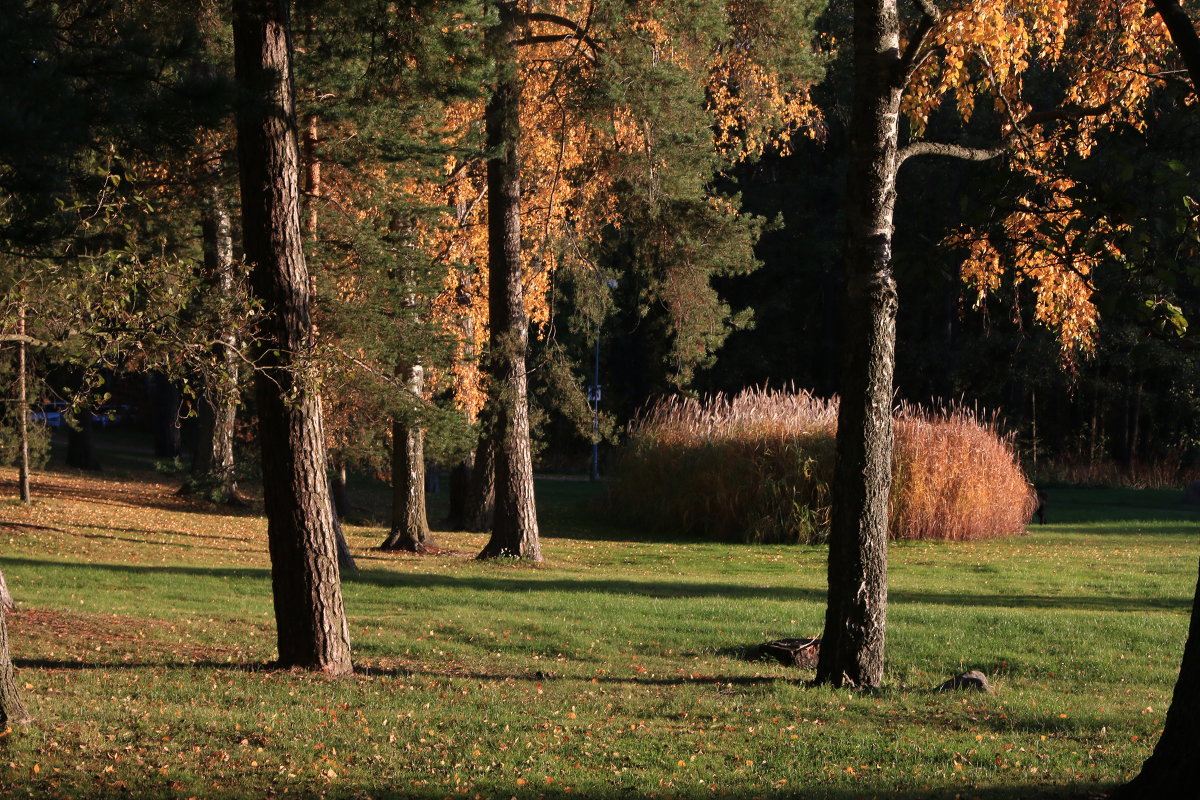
[1,463,1197,799]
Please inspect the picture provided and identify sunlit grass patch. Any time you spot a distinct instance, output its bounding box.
[0,464,1196,798]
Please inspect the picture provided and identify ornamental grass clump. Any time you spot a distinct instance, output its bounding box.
[612,388,1036,544]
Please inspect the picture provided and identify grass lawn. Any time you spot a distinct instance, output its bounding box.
[0,450,1196,799]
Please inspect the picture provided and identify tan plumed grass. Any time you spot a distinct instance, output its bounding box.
[613,388,1036,543]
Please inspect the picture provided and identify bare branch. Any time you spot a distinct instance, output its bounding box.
[1153,0,1200,92]
[515,10,604,55]
[0,334,48,347]
[898,140,1007,165]
[898,0,941,86]
[1022,103,1113,126]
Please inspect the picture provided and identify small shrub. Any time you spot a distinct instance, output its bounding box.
[611,388,1035,543]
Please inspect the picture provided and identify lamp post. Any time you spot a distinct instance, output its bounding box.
[588,277,618,481]
[588,336,601,481]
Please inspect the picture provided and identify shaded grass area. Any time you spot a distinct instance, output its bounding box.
[0,463,1196,798]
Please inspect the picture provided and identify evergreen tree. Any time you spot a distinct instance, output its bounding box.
[233,0,352,674]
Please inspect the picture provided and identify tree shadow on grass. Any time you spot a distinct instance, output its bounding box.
[3,555,1190,614]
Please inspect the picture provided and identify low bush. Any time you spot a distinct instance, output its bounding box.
[611,388,1036,543]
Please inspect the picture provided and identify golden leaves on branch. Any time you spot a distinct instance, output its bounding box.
[905,1,1176,352]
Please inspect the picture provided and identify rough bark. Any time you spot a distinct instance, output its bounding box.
[189,169,240,502]
[0,570,30,728]
[381,364,435,552]
[477,0,541,561]
[1122,6,1200,793]
[328,455,350,519]
[1154,0,1200,91]
[815,0,902,690]
[0,571,13,613]
[233,0,352,675]
[16,300,30,503]
[1120,557,1200,797]
[463,436,496,531]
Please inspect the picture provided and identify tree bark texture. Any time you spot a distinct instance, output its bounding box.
[1123,6,1200,791]
[477,0,541,561]
[233,0,351,675]
[16,300,30,503]
[463,436,496,531]
[329,455,350,519]
[381,364,434,552]
[815,0,901,690]
[190,170,240,501]
[0,571,30,728]
[1120,557,1200,797]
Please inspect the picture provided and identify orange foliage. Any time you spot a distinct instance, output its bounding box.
[419,0,821,418]
[900,1,1176,351]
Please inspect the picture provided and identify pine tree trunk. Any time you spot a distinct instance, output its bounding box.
[16,300,30,503]
[1122,8,1200,789]
[477,0,541,561]
[0,570,30,728]
[463,436,495,531]
[233,0,351,675]
[189,167,240,502]
[815,0,901,690]
[0,571,13,614]
[1120,557,1200,797]
[329,455,350,519]
[381,364,434,552]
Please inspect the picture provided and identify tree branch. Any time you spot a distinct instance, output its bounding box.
[512,33,600,58]
[0,334,48,347]
[898,0,941,86]
[898,140,1007,165]
[515,11,604,54]
[1152,0,1200,93]
[1022,102,1112,126]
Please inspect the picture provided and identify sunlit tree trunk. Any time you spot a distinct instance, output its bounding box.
[190,166,240,502]
[477,0,541,561]
[1122,3,1200,793]
[815,0,901,689]
[381,363,435,552]
[0,570,30,728]
[233,0,351,674]
[1120,557,1200,797]
[15,299,30,503]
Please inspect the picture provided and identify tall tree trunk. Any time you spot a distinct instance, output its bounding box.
[1120,557,1200,797]
[381,364,434,552]
[189,164,240,502]
[1123,5,1200,792]
[0,570,30,728]
[815,0,901,689]
[16,298,30,503]
[328,454,350,519]
[477,0,541,561]
[463,435,495,531]
[233,0,351,675]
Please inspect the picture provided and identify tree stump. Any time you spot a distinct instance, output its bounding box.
[760,638,821,668]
